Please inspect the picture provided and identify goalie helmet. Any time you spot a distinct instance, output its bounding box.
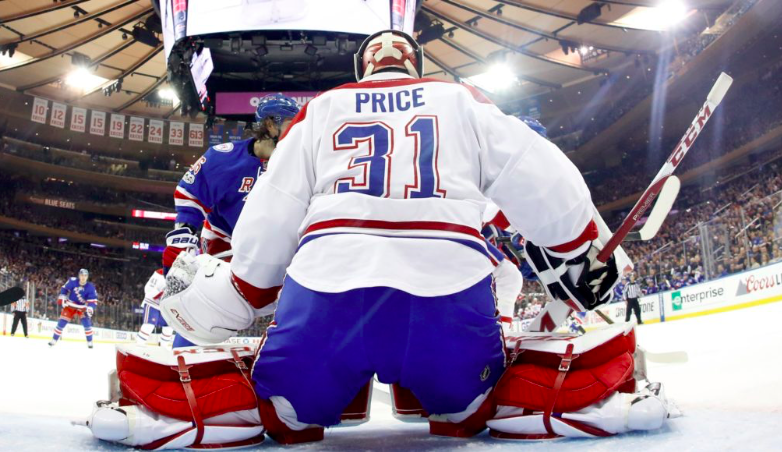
[354,29,424,81]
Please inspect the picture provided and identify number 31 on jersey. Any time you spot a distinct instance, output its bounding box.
[333,116,446,199]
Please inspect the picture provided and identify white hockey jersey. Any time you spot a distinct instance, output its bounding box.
[230,72,593,301]
[141,269,166,308]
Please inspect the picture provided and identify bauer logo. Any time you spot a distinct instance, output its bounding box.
[672,291,683,311]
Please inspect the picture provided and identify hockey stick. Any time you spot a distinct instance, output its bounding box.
[623,175,680,242]
[598,73,733,262]
[0,287,25,307]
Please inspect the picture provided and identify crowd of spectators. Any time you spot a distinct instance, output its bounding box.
[0,232,158,330]
[589,57,782,204]
[612,147,782,297]
[1,136,183,182]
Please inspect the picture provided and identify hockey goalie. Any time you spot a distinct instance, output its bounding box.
[80,30,678,448]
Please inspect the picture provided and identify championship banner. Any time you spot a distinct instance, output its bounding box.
[188,123,204,148]
[31,97,48,124]
[70,107,87,133]
[207,124,224,146]
[148,120,164,144]
[169,121,185,146]
[129,117,145,141]
[90,111,106,136]
[109,114,126,139]
[50,102,67,128]
[227,122,245,142]
[216,91,316,115]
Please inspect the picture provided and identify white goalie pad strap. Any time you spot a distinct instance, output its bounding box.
[504,323,634,354]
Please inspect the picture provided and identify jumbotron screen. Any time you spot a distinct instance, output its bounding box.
[160,0,417,59]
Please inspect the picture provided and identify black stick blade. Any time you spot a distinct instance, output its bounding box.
[0,287,25,307]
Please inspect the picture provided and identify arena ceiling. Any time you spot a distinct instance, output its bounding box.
[0,0,729,120]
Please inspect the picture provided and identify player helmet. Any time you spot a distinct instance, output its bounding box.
[79,268,89,276]
[254,93,300,129]
[519,116,548,138]
[354,29,423,81]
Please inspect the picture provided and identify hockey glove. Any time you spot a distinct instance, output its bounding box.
[160,254,275,345]
[86,305,95,318]
[524,239,620,311]
[162,226,199,272]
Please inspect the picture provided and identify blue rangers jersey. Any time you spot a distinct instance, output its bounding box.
[60,278,98,308]
[174,138,265,240]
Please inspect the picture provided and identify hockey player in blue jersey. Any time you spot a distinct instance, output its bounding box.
[163,93,300,348]
[49,269,98,348]
[163,93,301,271]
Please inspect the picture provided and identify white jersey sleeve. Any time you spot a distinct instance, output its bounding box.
[493,259,523,322]
[470,96,592,249]
[142,270,167,308]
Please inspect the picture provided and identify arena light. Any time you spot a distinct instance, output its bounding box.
[466,64,518,93]
[0,48,32,69]
[65,68,109,91]
[609,1,690,31]
[158,88,180,103]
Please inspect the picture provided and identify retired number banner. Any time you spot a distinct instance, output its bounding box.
[109,114,126,139]
[129,117,145,141]
[50,103,67,128]
[90,111,106,136]
[188,123,204,148]
[31,97,48,124]
[169,121,185,146]
[148,120,164,144]
[70,107,87,133]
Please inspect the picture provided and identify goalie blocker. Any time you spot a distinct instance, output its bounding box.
[80,325,675,448]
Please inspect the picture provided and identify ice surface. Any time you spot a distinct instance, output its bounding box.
[2,301,782,451]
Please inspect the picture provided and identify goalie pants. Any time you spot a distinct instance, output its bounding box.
[252,276,505,427]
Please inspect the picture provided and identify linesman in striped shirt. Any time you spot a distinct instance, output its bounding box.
[10,295,29,338]
[623,274,643,324]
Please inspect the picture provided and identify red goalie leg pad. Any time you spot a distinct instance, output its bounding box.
[115,345,258,422]
[497,325,636,415]
[257,398,324,445]
[429,392,496,438]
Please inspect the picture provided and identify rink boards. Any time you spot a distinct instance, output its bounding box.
[0,313,137,343]
[5,260,782,343]
[583,260,782,327]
